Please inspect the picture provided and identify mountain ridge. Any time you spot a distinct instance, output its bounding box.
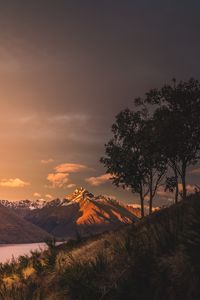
[0,188,140,241]
[0,187,140,213]
[24,187,139,239]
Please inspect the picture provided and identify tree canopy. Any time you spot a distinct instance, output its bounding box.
[101,78,200,216]
[101,109,166,216]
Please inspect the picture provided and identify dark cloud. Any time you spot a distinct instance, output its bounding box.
[0,0,199,201]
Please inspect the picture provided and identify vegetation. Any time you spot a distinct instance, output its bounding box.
[140,78,200,202]
[101,78,200,213]
[0,192,200,299]
[100,109,166,217]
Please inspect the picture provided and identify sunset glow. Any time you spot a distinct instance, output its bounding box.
[0,1,199,206]
[0,2,200,299]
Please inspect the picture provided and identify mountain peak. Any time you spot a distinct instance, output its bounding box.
[66,187,94,203]
[74,187,87,194]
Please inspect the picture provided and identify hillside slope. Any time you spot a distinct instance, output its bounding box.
[0,204,51,243]
[1,193,200,299]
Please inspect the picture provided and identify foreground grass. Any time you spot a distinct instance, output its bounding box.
[0,193,200,299]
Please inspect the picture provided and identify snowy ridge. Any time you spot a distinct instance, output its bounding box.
[0,199,48,210]
[0,187,129,211]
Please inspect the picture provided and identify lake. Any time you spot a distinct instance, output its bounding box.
[0,243,48,263]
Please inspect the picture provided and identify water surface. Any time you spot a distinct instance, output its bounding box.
[0,243,47,263]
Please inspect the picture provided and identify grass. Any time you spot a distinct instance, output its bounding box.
[0,193,200,299]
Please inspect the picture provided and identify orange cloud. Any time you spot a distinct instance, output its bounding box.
[178,183,196,193]
[67,183,76,188]
[47,172,69,188]
[157,184,196,198]
[85,173,112,186]
[45,194,53,199]
[0,178,30,188]
[41,158,54,164]
[54,163,88,173]
[33,192,41,198]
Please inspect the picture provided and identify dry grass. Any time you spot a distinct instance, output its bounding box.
[1,193,200,299]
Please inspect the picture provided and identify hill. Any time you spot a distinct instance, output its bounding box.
[0,204,51,243]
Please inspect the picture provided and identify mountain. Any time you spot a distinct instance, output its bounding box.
[24,187,139,239]
[0,199,48,210]
[0,188,139,241]
[0,204,51,243]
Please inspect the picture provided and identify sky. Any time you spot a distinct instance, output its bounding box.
[0,0,200,204]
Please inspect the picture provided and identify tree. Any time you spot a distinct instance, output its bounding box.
[139,78,200,201]
[152,106,181,203]
[100,109,166,216]
[139,117,167,213]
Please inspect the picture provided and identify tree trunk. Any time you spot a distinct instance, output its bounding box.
[149,195,153,214]
[139,191,145,218]
[181,164,187,200]
[174,167,179,204]
[175,182,179,204]
[149,173,153,214]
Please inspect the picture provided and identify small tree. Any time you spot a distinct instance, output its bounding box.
[139,118,167,213]
[101,109,166,216]
[140,78,200,200]
[152,106,181,203]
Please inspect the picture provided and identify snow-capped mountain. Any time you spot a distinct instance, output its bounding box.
[0,187,140,240]
[23,187,139,239]
[66,187,94,203]
[0,187,139,213]
[0,199,48,210]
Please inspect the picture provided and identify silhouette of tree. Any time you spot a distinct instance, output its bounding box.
[152,106,181,203]
[138,78,200,201]
[101,109,166,216]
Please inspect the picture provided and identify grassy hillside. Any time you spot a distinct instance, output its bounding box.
[0,193,200,299]
[0,205,51,243]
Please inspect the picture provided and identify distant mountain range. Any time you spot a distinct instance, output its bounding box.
[0,188,139,243]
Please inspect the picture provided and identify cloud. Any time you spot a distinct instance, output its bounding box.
[157,186,170,198]
[190,168,200,175]
[85,173,111,186]
[178,183,196,193]
[187,184,196,193]
[54,163,88,173]
[0,178,30,188]
[33,192,41,198]
[51,114,88,123]
[41,158,54,164]
[34,193,53,200]
[67,183,76,188]
[156,187,174,202]
[45,194,53,200]
[157,184,196,199]
[47,172,69,188]
[47,162,85,189]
